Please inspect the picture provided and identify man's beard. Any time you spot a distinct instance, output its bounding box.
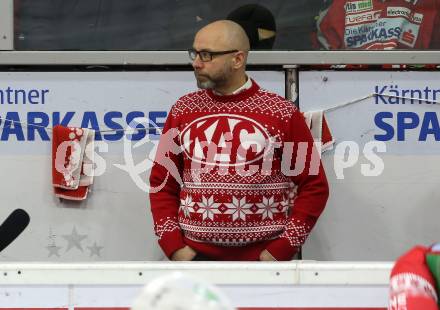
[194,66,232,90]
[195,75,216,89]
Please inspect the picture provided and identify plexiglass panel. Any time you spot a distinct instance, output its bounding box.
[14,0,440,51]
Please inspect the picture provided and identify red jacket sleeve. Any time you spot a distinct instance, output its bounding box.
[430,0,440,48]
[266,109,330,260]
[316,0,345,49]
[149,108,186,258]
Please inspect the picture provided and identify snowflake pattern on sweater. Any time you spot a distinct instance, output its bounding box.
[149,79,329,260]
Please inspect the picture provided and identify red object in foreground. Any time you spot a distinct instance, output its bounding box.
[71,307,387,310]
[389,245,439,310]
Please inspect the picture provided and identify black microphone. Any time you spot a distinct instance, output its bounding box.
[0,209,30,253]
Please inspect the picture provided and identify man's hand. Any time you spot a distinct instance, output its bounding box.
[171,245,197,261]
[260,249,277,261]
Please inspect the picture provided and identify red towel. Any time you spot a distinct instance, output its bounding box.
[302,110,334,152]
[52,125,95,201]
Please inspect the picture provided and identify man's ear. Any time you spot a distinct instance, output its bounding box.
[232,51,246,69]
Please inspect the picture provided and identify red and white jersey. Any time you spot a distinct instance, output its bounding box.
[317,0,440,49]
[389,245,439,310]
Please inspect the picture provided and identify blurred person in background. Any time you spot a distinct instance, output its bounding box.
[315,0,440,49]
[227,4,276,49]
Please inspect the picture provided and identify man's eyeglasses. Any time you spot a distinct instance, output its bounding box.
[188,48,238,62]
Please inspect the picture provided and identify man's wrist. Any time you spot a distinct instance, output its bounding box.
[171,245,197,261]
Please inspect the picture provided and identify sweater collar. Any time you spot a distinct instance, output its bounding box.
[212,76,252,95]
[207,78,260,102]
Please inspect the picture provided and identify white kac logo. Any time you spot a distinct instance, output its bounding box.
[180,114,271,167]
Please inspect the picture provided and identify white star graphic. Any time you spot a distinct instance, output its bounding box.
[279,198,290,214]
[196,195,221,221]
[62,227,87,252]
[179,195,195,218]
[87,242,104,257]
[46,244,62,257]
[256,196,278,220]
[224,197,253,221]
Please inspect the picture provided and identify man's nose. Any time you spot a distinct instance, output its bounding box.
[192,54,203,69]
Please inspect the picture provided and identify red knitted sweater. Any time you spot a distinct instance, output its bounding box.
[149,79,329,261]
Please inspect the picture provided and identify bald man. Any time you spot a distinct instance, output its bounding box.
[149,20,329,261]
[192,20,250,94]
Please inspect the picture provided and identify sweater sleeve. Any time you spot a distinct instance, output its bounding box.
[149,108,186,258]
[266,108,329,261]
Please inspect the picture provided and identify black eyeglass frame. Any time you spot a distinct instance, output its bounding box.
[188,48,239,62]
